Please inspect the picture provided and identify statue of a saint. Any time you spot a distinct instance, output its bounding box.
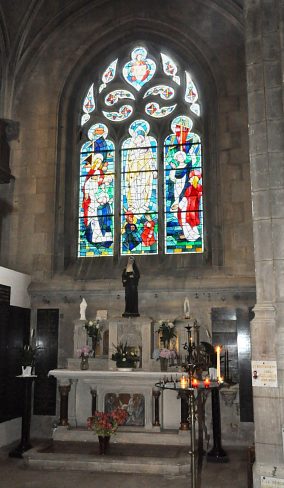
[122,256,140,317]
[184,297,190,319]
[80,297,87,321]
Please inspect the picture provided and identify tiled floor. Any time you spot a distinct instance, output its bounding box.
[0,441,249,488]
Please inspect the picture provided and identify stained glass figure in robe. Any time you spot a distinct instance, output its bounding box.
[78,123,114,257]
[121,120,158,255]
[164,115,203,254]
[123,47,156,92]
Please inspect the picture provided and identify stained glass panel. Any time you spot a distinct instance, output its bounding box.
[190,103,201,116]
[164,116,203,254]
[78,123,115,257]
[144,85,175,100]
[185,72,198,103]
[103,105,133,122]
[145,102,176,118]
[99,59,118,93]
[83,83,95,114]
[123,47,156,92]
[161,53,180,85]
[105,89,135,106]
[121,120,158,255]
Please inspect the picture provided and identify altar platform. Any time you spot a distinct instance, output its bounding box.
[23,439,190,475]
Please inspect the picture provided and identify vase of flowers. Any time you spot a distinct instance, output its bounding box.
[111,342,140,369]
[87,408,128,454]
[22,344,37,375]
[157,320,176,349]
[153,347,177,371]
[78,345,91,370]
[85,320,102,357]
[159,348,177,371]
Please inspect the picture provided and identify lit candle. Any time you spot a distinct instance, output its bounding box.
[216,345,221,380]
[204,377,211,388]
[192,377,199,388]
[180,375,187,389]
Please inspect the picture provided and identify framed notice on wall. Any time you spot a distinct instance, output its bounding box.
[261,477,284,487]
[251,360,278,387]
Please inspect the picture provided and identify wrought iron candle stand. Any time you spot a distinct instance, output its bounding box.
[155,321,221,488]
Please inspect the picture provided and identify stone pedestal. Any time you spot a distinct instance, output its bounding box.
[73,320,87,357]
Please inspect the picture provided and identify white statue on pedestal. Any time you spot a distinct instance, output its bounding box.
[80,297,87,321]
[184,297,190,319]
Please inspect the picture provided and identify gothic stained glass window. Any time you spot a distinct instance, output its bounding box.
[121,120,158,255]
[78,45,203,258]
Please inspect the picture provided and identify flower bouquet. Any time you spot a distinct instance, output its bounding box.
[111,342,140,369]
[157,320,176,348]
[87,408,128,454]
[85,319,102,357]
[77,345,92,358]
[77,345,92,370]
[153,347,177,372]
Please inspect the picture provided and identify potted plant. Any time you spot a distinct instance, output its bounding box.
[157,320,176,348]
[87,408,128,454]
[153,347,177,371]
[111,342,139,369]
[85,319,103,357]
[77,345,92,370]
[22,345,36,376]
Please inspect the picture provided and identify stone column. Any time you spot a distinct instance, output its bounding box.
[245,1,284,485]
[152,388,161,427]
[90,388,97,415]
[58,383,71,426]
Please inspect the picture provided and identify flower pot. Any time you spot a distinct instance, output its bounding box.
[116,361,134,370]
[98,435,110,455]
[160,357,168,372]
[22,366,32,376]
[80,357,89,370]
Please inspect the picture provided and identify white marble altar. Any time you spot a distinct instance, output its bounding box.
[48,369,181,431]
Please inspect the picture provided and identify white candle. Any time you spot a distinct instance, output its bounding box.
[216,345,221,380]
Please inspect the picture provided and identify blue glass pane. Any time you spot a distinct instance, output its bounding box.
[121,120,158,255]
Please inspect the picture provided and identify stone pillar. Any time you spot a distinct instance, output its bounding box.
[152,388,161,427]
[245,1,284,485]
[58,384,71,426]
[90,388,97,415]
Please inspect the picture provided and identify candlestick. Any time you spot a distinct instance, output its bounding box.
[204,377,211,388]
[216,345,221,380]
[192,377,199,388]
[180,375,187,389]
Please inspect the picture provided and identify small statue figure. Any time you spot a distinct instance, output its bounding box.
[122,256,140,317]
[80,297,87,321]
[184,297,190,319]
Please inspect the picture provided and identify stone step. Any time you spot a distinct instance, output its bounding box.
[53,426,190,445]
[24,441,191,475]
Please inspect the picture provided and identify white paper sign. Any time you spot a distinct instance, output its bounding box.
[96,310,108,320]
[261,476,284,487]
[252,360,278,387]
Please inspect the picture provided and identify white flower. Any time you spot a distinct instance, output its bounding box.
[89,321,94,326]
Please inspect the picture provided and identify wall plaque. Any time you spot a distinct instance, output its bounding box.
[261,477,284,487]
[251,360,278,387]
